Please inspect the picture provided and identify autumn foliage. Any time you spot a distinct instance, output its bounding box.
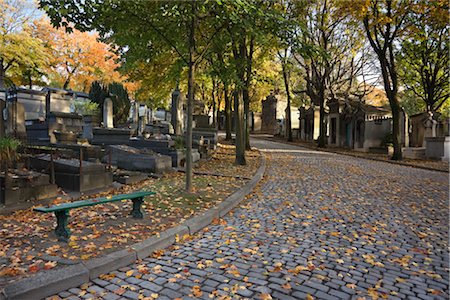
[33,19,125,92]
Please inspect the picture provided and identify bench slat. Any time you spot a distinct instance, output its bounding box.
[33,191,155,213]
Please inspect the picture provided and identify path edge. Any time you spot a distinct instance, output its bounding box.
[256,135,448,173]
[1,152,267,300]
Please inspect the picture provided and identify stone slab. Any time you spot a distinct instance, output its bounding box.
[131,225,189,260]
[83,249,137,280]
[183,209,219,234]
[3,264,89,300]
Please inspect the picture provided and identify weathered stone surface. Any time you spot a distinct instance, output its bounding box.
[83,249,137,280]
[5,264,89,300]
[183,209,219,234]
[131,225,189,260]
[107,145,172,173]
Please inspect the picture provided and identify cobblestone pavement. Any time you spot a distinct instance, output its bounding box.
[53,139,449,300]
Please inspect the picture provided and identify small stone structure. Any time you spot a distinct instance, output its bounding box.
[107,145,172,173]
[261,94,278,133]
[0,170,58,206]
[92,127,131,145]
[326,98,408,152]
[30,155,113,192]
[425,136,449,160]
[171,86,184,135]
[103,97,114,128]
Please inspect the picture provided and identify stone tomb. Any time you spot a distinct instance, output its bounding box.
[0,170,58,206]
[129,138,200,167]
[106,145,172,173]
[92,127,131,145]
[30,155,113,192]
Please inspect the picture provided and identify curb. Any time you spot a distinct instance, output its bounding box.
[1,152,267,300]
[256,136,448,173]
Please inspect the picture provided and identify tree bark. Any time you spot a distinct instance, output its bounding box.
[233,90,246,165]
[0,62,6,89]
[317,92,326,148]
[224,84,232,140]
[185,0,197,192]
[243,88,251,150]
[212,78,216,127]
[281,61,293,142]
[216,86,221,130]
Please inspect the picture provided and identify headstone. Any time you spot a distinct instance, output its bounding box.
[261,93,277,133]
[82,115,94,141]
[171,86,184,135]
[103,97,114,128]
[128,101,139,124]
[138,104,148,136]
[423,112,437,147]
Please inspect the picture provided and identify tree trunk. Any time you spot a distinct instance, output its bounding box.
[0,62,6,89]
[185,0,196,192]
[379,56,402,160]
[216,87,221,130]
[224,84,232,140]
[317,92,326,148]
[390,96,402,160]
[63,78,70,90]
[243,88,251,150]
[234,90,246,165]
[282,63,293,142]
[212,79,216,127]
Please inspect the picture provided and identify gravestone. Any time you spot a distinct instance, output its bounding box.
[171,87,184,135]
[423,113,438,147]
[261,94,278,133]
[138,104,148,136]
[103,97,114,128]
[82,115,94,141]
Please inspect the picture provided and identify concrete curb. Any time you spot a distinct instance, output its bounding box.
[1,152,267,300]
[3,264,89,300]
[257,136,447,173]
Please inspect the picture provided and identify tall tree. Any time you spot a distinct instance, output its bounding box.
[398,1,449,115]
[293,0,363,148]
[344,0,412,160]
[40,0,225,192]
[278,48,294,142]
[33,19,123,92]
[0,0,49,88]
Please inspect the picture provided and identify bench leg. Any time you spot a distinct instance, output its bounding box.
[131,197,144,218]
[55,210,70,242]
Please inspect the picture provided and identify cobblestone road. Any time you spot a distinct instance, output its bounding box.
[54,139,449,300]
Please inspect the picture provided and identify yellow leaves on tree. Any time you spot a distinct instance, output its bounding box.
[33,18,125,92]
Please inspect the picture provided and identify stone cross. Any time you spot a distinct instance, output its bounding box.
[103,97,114,128]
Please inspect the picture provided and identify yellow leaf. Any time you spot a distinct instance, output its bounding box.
[260,293,272,300]
[192,285,203,297]
[126,270,134,277]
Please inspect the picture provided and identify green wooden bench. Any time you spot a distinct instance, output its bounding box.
[34,191,155,241]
